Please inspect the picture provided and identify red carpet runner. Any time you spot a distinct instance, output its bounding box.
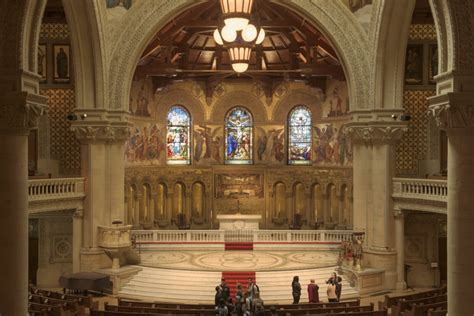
[224,242,253,250]
[221,271,256,299]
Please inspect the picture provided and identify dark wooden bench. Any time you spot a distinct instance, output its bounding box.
[428,308,447,316]
[401,301,447,316]
[28,302,63,316]
[391,294,447,316]
[378,287,446,311]
[106,303,216,315]
[31,287,98,309]
[262,303,373,315]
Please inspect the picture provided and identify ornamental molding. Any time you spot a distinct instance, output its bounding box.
[0,92,48,130]
[71,124,132,142]
[428,92,474,129]
[344,124,407,144]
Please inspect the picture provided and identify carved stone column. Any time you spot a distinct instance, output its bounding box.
[429,91,474,314]
[0,91,47,315]
[72,117,131,270]
[345,123,406,289]
[393,209,407,290]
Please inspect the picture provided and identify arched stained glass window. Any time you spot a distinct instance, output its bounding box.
[288,105,312,165]
[167,106,191,165]
[225,107,253,164]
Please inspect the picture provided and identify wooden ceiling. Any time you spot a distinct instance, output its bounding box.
[135,0,345,88]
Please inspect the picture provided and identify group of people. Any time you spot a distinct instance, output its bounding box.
[215,277,263,316]
[215,273,344,315]
[291,273,343,305]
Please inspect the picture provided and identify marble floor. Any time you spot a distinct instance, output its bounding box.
[139,250,338,271]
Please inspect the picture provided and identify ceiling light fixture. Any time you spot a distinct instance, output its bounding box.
[213,0,265,73]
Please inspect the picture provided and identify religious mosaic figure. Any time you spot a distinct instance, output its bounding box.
[225,107,253,164]
[56,47,68,79]
[288,106,312,165]
[167,106,191,164]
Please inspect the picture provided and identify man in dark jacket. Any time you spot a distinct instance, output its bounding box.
[335,276,342,302]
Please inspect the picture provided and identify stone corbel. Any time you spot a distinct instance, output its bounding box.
[344,123,408,145]
[0,91,48,131]
[428,92,474,129]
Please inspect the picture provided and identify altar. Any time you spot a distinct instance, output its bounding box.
[216,213,262,230]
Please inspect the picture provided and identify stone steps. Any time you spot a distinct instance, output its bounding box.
[118,266,358,304]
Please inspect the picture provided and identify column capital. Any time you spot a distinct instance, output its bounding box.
[344,122,407,145]
[428,92,474,130]
[393,209,405,218]
[0,91,48,132]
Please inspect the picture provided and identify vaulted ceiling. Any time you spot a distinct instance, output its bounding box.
[134,0,345,89]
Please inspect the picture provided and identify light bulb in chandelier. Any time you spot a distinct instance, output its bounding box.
[255,28,265,44]
[221,25,237,42]
[232,63,249,73]
[242,23,257,42]
[224,17,249,31]
[213,29,224,45]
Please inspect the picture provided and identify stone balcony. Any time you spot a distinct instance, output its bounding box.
[392,177,447,214]
[28,177,85,214]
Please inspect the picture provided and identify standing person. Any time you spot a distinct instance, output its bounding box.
[252,292,264,315]
[235,283,243,316]
[335,276,343,302]
[246,277,259,310]
[215,286,223,306]
[307,279,319,303]
[216,298,228,316]
[292,276,302,304]
[219,278,230,302]
[327,280,338,302]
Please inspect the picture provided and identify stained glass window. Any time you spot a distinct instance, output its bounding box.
[288,105,312,165]
[167,106,191,165]
[225,107,253,164]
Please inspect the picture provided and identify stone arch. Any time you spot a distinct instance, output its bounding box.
[107,0,371,114]
[273,90,323,123]
[155,89,206,123]
[370,0,416,111]
[211,91,267,123]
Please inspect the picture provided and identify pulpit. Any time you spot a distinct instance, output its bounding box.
[216,213,261,230]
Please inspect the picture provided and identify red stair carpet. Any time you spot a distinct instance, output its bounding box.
[221,271,256,299]
[224,242,253,250]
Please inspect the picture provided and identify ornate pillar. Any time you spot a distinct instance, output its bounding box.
[149,192,157,224]
[345,123,406,289]
[72,209,84,272]
[72,119,130,269]
[286,191,293,222]
[393,209,407,290]
[0,90,47,315]
[185,191,192,223]
[429,91,474,314]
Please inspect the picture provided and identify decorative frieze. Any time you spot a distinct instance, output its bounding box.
[344,124,408,145]
[71,124,132,142]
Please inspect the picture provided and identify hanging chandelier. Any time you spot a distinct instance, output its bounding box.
[213,0,265,73]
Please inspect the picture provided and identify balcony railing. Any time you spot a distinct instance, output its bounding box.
[28,177,85,201]
[392,178,447,213]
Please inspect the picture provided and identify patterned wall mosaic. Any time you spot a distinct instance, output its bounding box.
[42,89,81,175]
[396,90,435,175]
[408,24,437,41]
[40,23,69,41]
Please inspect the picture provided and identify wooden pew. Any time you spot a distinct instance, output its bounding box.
[28,302,63,316]
[106,303,216,315]
[391,294,447,316]
[31,287,98,309]
[428,308,447,316]
[118,298,214,309]
[264,299,360,310]
[263,303,374,315]
[378,287,446,311]
[91,311,155,316]
[401,301,448,316]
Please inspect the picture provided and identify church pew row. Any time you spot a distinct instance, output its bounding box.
[92,310,387,316]
[428,308,447,316]
[28,302,64,316]
[262,304,374,315]
[391,294,447,316]
[117,298,360,310]
[29,293,85,314]
[401,301,447,316]
[31,287,98,310]
[106,303,373,315]
[378,286,446,311]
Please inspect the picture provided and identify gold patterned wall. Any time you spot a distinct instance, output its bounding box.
[42,89,81,175]
[408,24,437,41]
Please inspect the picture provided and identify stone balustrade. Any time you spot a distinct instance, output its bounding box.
[132,229,354,244]
[392,178,447,213]
[28,177,85,213]
[28,177,85,201]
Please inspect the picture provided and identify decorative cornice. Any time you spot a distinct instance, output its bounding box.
[0,92,48,131]
[344,123,407,145]
[428,92,474,129]
[71,124,132,142]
